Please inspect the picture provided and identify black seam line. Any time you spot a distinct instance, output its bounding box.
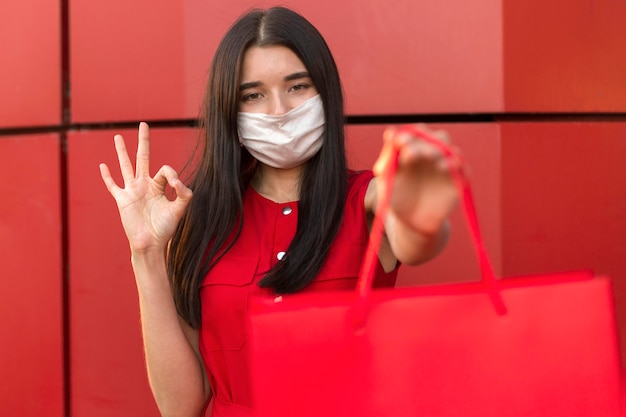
[348,112,626,124]
[60,0,71,415]
[2,112,626,137]
[59,132,70,417]
[0,119,199,137]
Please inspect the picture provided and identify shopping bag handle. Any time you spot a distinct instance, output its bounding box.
[353,125,507,327]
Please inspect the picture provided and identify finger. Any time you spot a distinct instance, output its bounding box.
[393,124,451,146]
[431,129,450,144]
[373,138,397,177]
[443,145,464,172]
[114,134,135,183]
[172,179,193,219]
[154,165,191,194]
[171,178,193,212]
[388,125,450,161]
[136,122,150,177]
[408,123,448,142]
[99,163,122,198]
[154,165,193,216]
[397,138,443,165]
[153,165,175,188]
[383,126,397,143]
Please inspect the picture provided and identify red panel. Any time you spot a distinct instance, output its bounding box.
[70,0,502,122]
[504,0,626,111]
[346,123,502,287]
[68,127,198,417]
[305,0,504,115]
[70,1,187,122]
[0,0,60,127]
[0,134,63,416]
[500,122,626,364]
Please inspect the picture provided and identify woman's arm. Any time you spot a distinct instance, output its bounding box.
[132,251,210,417]
[365,125,458,269]
[99,123,209,417]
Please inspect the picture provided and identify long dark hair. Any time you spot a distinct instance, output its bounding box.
[168,6,347,329]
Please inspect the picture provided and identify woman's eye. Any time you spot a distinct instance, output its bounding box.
[290,83,309,92]
[242,92,261,102]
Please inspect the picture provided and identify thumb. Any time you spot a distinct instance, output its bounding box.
[374,137,397,177]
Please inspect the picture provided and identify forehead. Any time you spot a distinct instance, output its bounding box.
[240,45,308,82]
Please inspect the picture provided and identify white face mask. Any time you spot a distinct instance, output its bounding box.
[237,94,325,169]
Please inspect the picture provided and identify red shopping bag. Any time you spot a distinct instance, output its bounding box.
[247,126,622,416]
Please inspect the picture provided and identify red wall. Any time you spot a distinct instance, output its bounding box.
[67,128,197,417]
[1,0,625,415]
[0,134,64,417]
[0,0,60,127]
[499,122,626,356]
[1,0,63,415]
[503,0,626,112]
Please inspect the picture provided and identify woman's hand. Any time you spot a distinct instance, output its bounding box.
[376,124,458,235]
[372,124,459,266]
[99,122,193,253]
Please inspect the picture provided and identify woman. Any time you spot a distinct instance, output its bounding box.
[99,6,457,417]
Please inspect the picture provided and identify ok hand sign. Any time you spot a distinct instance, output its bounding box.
[99,122,193,254]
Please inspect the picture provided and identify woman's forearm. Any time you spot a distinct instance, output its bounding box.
[384,211,450,266]
[131,250,209,417]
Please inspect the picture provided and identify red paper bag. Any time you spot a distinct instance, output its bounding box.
[248,126,622,416]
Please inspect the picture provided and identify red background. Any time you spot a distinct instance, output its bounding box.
[1,0,625,415]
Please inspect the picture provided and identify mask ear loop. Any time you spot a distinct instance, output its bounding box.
[350,125,507,333]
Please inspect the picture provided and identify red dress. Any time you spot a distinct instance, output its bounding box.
[198,170,398,417]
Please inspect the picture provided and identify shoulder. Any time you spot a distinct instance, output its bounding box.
[347,169,374,195]
[346,170,374,211]
[348,170,377,214]
[348,169,374,186]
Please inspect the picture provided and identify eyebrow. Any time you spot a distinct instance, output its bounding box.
[284,71,311,82]
[239,71,312,91]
